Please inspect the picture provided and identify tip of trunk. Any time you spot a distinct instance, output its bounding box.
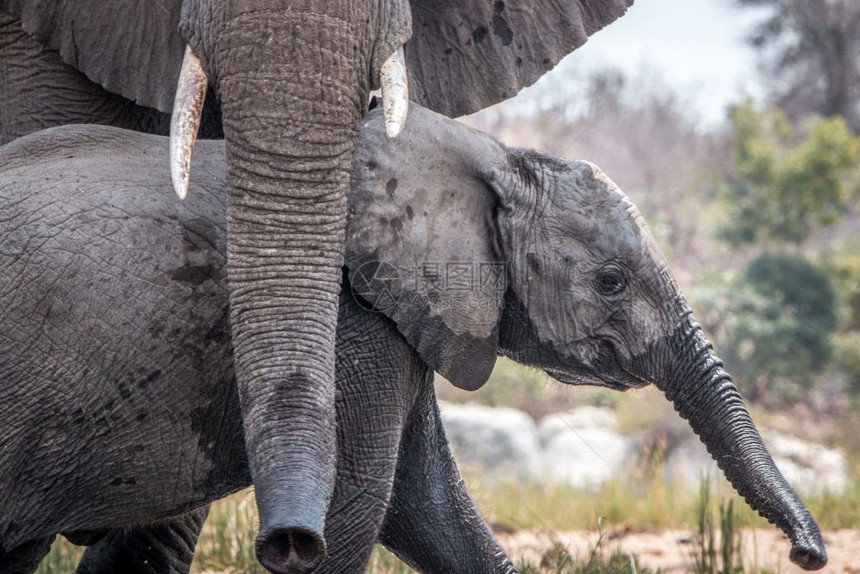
[661,320,827,571]
[790,535,827,570]
[256,526,326,574]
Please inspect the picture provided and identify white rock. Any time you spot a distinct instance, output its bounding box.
[439,402,542,484]
[663,436,718,486]
[766,431,848,495]
[663,430,848,496]
[537,407,632,489]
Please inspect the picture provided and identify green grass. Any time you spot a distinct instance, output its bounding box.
[692,481,744,574]
[465,449,767,535]
[469,477,686,533]
[801,462,860,529]
[36,540,83,574]
[474,466,860,533]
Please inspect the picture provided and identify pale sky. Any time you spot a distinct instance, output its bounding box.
[514,0,770,126]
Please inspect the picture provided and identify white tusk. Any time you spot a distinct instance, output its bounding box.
[170,46,209,200]
[380,46,409,138]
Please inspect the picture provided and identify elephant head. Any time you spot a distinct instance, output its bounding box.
[346,106,827,570]
[0,0,632,570]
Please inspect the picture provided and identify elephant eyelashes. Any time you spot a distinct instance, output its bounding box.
[596,265,626,296]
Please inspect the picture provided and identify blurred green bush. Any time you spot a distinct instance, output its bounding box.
[719,103,860,246]
[691,253,837,402]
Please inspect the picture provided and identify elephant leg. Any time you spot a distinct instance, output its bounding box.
[379,386,517,574]
[75,507,209,574]
[0,536,55,574]
[311,292,426,572]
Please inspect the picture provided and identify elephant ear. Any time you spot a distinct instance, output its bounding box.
[0,0,184,112]
[407,0,634,117]
[346,106,510,390]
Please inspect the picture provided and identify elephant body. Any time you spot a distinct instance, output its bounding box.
[0,122,514,573]
[0,106,827,572]
[0,130,243,542]
[0,1,635,567]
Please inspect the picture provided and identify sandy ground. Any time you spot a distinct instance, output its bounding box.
[496,529,860,573]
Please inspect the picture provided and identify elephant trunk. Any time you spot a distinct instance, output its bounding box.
[214,6,366,573]
[657,317,826,570]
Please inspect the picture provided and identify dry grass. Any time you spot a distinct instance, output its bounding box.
[36,469,860,573]
[192,490,263,573]
[467,472,763,535]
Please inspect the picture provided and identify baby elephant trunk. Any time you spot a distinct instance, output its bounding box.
[658,319,827,570]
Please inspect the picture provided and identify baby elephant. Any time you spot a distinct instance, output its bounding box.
[0,106,826,573]
[0,111,514,574]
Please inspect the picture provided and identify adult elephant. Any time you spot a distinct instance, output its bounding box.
[0,3,634,570]
[0,106,826,572]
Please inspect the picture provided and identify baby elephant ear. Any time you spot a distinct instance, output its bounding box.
[346,106,509,390]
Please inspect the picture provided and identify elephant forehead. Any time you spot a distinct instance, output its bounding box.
[547,162,648,259]
[547,207,644,264]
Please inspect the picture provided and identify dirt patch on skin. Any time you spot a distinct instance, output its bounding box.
[496,529,860,573]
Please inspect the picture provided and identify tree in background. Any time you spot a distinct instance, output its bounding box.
[824,252,860,396]
[698,100,860,403]
[737,0,860,132]
[742,254,836,390]
[693,254,837,402]
[719,101,860,246]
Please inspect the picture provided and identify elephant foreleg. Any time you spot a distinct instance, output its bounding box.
[379,390,518,574]
[309,296,424,572]
[75,507,209,574]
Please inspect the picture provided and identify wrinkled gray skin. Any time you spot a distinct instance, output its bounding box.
[0,112,516,574]
[0,3,633,569]
[0,107,826,572]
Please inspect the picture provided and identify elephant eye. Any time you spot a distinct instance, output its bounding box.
[596,265,626,296]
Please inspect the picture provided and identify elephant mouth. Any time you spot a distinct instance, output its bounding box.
[545,337,649,392]
[545,366,644,392]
